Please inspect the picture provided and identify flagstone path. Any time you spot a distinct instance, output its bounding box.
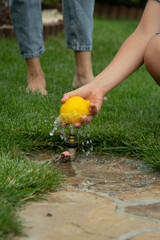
[14,154,160,240]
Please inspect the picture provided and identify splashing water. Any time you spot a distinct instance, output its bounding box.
[49,117,61,136]
[77,129,94,156]
[49,116,67,141]
[49,116,94,156]
[70,124,75,135]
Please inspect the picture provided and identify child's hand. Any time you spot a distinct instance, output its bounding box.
[61,83,104,128]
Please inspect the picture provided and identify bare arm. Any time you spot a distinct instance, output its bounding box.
[92,0,160,93]
[61,0,160,127]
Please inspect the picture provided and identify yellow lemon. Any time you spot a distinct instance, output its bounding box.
[60,96,90,124]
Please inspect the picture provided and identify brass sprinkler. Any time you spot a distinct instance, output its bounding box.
[65,125,78,160]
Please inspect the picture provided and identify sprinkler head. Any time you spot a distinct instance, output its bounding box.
[64,132,78,161]
[65,133,78,148]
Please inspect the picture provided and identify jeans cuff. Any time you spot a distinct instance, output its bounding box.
[20,46,45,58]
[66,43,92,51]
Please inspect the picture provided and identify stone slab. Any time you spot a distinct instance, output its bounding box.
[130,231,160,240]
[117,185,160,201]
[126,202,160,220]
[14,190,160,240]
[14,154,160,240]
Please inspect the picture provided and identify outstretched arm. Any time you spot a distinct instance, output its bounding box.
[61,0,160,127]
[91,0,160,94]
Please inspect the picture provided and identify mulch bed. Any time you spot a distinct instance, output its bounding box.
[0,2,143,39]
[94,3,143,20]
[0,2,64,39]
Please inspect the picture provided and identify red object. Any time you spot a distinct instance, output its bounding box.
[61,151,73,161]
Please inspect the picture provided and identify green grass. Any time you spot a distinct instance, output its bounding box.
[0,18,160,238]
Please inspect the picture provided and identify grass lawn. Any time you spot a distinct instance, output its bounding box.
[0,17,160,239]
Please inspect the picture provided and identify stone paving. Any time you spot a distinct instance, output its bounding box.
[14,154,160,240]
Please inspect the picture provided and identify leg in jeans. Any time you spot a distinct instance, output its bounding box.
[9,0,47,95]
[62,0,95,88]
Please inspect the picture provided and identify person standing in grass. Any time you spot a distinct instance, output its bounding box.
[9,0,95,95]
[61,0,160,128]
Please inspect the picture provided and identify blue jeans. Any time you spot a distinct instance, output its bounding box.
[9,0,95,58]
[62,0,95,51]
[9,0,45,58]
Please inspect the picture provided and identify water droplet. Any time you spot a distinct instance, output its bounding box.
[86,151,91,156]
[90,146,93,151]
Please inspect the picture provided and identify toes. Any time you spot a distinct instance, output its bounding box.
[26,87,47,96]
[41,89,48,96]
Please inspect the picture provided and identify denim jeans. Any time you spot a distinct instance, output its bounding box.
[9,0,45,58]
[62,0,95,51]
[9,0,95,58]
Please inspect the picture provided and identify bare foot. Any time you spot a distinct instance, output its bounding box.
[26,57,47,96]
[26,73,47,96]
[72,72,94,89]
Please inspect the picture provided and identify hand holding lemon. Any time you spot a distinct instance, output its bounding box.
[60,83,104,127]
[60,96,90,124]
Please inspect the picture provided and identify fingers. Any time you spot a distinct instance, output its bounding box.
[61,121,82,128]
[74,104,99,128]
[61,89,80,103]
[61,85,88,103]
[90,103,99,116]
[73,115,92,128]
[61,122,67,127]
[81,115,92,124]
[74,122,82,128]
[61,115,93,129]
[61,93,71,103]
